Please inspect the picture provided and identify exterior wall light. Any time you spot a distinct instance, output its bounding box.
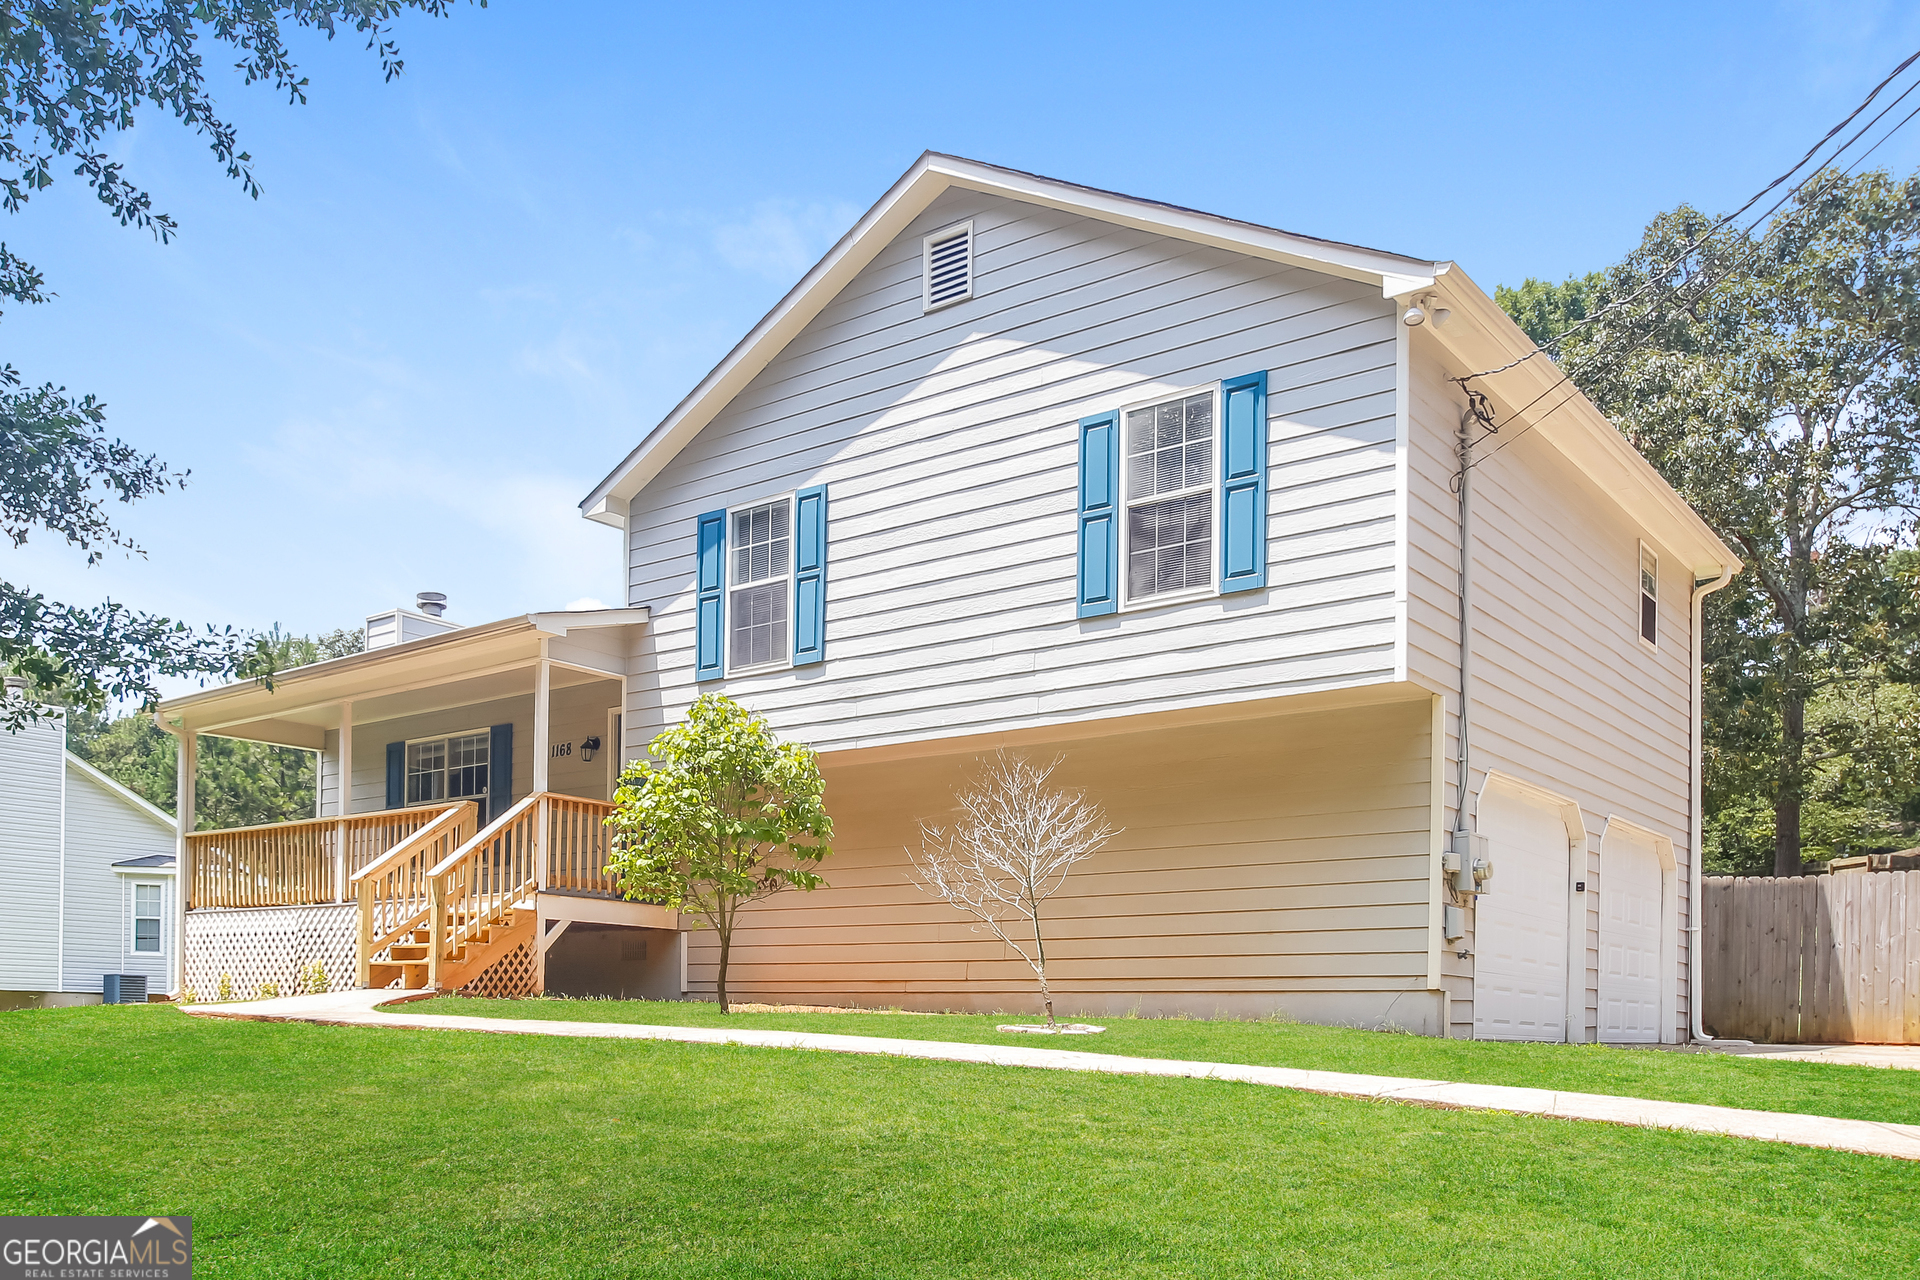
[580,735,601,762]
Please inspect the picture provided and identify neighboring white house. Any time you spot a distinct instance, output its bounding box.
[158,153,1738,1042]
[0,693,180,1009]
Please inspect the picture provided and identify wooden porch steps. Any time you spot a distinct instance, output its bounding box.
[365,906,536,992]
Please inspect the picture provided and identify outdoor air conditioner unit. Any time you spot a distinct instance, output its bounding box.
[102,974,147,1005]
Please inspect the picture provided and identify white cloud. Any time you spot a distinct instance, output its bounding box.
[564,596,607,611]
[710,200,860,281]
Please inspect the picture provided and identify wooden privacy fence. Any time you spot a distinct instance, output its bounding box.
[187,804,469,909]
[1702,872,1920,1044]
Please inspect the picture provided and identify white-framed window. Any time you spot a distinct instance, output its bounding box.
[1122,385,1219,607]
[1639,542,1659,648]
[728,495,794,672]
[922,220,974,311]
[132,883,162,954]
[407,730,491,805]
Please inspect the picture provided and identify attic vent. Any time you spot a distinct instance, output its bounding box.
[922,222,973,311]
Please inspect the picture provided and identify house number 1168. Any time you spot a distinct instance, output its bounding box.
[550,742,572,758]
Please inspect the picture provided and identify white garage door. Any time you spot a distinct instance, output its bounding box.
[1598,828,1664,1043]
[1474,789,1570,1042]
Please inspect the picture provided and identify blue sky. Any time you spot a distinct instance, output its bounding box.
[9,1,1920,679]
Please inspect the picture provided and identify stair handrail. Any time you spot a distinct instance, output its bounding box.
[352,799,478,987]
[350,801,477,889]
[425,792,544,990]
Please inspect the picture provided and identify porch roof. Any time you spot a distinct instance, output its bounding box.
[155,608,647,748]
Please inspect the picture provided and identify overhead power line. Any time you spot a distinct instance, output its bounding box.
[1452,46,1920,387]
[1454,55,1920,475]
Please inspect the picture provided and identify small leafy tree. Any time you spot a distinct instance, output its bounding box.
[909,753,1117,1027]
[605,694,832,1013]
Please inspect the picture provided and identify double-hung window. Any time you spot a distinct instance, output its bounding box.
[406,731,490,806]
[132,883,161,954]
[1124,388,1218,604]
[729,496,793,671]
[1639,542,1659,648]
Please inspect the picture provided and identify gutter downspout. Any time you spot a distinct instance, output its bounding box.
[1688,565,1736,1043]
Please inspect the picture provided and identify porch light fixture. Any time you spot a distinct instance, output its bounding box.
[580,736,601,763]
[1403,294,1449,328]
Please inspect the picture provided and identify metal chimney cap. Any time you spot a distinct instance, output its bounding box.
[415,591,448,618]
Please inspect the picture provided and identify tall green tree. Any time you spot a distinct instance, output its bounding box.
[66,624,365,826]
[1,2,473,727]
[605,694,834,1013]
[1496,168,1920,875]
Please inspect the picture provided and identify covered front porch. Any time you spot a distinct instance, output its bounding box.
[157,609,683,1002]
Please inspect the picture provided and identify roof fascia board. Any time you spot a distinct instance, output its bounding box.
[526,607,651,635]
[1426,268,1740,578]
[156,617,542,726]
[580,153,1444,513]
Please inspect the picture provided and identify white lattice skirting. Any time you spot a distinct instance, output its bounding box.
[185,904,358,1003]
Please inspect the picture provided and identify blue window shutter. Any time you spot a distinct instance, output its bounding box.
[1076,411,1120,617]
[793,485,828,665]
[489,723,513,820]
[694,509,726,680]
[385,742,404,809]
[1219,371,1269,593]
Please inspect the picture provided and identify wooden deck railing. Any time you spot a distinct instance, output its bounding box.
[186,804,469,910]
[545,793,619,895]
[349,801,479,986]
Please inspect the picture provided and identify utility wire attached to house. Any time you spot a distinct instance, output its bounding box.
[1447,51,1920,478]
[1448,45,1920,390]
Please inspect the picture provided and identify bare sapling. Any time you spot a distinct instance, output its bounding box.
[908,752,1117,1027]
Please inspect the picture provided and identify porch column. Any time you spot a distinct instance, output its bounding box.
[335,701,354,902]
[531,657,552,997]
[531,657,552,794]
[173,727,196,1000]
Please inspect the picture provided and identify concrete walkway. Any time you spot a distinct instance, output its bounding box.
[181,990,1920,1163]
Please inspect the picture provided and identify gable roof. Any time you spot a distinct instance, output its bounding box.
[581,152,1737,577]
[579,152,1444,524]
[65,752,177,833]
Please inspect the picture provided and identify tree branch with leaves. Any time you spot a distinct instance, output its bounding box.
[0,1,476,723]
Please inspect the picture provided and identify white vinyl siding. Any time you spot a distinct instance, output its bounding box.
[626,188,1400,753]
[61,757,178,995]
[683,699,1441,1026]
[0,715,64,990]
[1403,339,1695,1042]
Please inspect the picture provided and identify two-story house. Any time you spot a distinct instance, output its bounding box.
[158,154,1736,1042]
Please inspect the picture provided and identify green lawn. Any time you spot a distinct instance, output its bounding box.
[2,1006,1917,1278]
[405,995,1920,1127]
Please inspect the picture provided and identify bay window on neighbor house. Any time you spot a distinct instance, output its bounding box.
[1078,370,1269,617]
[133,883,162,954]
